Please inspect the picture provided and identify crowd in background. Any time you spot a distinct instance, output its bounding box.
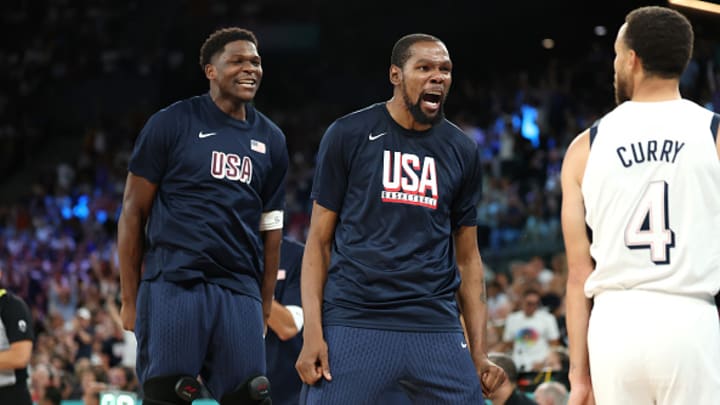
[1,1,719,403]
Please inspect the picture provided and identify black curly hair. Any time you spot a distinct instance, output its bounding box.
[199,27,258,70]
[623,6,693,79]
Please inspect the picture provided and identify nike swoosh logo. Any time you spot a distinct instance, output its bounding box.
[461,342,468,348]
[198,131,217,138]
[368,132,387,141]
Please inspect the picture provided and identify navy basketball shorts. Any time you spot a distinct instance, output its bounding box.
[135,278,265,399]
[300,326,484,404]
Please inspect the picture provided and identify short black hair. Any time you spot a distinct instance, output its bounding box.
[43,386,62,405]
[199,27,258,70]
[624,6,693,78]
[390,33,442,69]
[489,352,518,383]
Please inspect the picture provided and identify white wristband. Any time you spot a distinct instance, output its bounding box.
[260,210,283,231]
[286,305,304,332]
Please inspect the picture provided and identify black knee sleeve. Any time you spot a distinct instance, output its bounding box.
[143,375,201,404]
[219,375,271,405]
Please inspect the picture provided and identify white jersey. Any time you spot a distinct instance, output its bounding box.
[582,99,720,299]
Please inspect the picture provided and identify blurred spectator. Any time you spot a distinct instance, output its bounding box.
[30,362,53,403]
[79,366,107,405]
[72,307,94,361]
[542,347,569,373]
[107,366,137,393]
[39,385,62,405]
[502,289,561,372]
[533,381,568,405]
[487,279,512,323]
[486,352,538,405]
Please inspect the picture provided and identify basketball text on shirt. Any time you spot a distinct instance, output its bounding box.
[381,150,438,209]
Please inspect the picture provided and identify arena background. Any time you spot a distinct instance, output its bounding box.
[0,0,718,404]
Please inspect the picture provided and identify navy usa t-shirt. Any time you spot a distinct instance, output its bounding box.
[129,93,288,300]
[312,103,483,332]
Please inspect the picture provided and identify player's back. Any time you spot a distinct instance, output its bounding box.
[582,99,720,299]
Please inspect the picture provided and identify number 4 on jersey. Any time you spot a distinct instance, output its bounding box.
[624,181,675,265]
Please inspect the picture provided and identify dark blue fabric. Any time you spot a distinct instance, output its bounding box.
[590,120,600,147]
[265,236,305,405]
[299,326,483,404]
[128,94,288,299]
[311,103,483,332]
[135,279,265,399]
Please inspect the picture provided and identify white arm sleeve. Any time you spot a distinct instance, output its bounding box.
[259,210,284,231]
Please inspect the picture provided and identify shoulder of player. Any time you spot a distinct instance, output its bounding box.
[441,119,476,146]
[563,130,590,166]
[331,102,383,128]
[0,292,30,314]
[157,95,199,116]
[323,103,384,140]
[145,96,197,129]
[561,129,591,186]
[252,108,287,141]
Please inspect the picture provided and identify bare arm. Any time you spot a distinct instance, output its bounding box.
[560,130,595,404]
[117,173,157,331]
[0,341,32,370]
[261,229,282,328]
[267,300,299,341]
[455,225,488,358]
[454,225,505,393]
[295,201,337,384]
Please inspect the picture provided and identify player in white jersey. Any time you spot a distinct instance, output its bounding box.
[561,6,720,405]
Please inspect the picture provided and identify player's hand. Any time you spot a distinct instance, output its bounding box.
[568,372,595,405]
[120,302,136,331]
[295,335,332,385]
[477,357,506,396]
[568,381,595,405]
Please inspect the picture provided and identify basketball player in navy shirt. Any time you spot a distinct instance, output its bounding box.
[296,33,505,404]
[118,27,288,404]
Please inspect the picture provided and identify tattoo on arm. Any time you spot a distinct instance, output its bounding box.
[480,279,487,304]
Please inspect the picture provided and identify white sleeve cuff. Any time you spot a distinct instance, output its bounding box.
[259,210,284,231]
[286,305,304,332]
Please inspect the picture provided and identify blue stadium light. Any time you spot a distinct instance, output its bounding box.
[96,210,108,224]
[520,104,540,148]
[73,195,90,220]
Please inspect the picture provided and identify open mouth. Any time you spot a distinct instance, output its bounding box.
[421,92,442,110]
[236,78,257,88]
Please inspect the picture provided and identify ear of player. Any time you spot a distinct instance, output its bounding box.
[141,374,272,404]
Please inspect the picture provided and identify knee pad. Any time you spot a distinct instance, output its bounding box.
[143,375,201,404]
[220,375,271,405]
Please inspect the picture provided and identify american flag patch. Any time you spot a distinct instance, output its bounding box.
[251,139,266,154]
